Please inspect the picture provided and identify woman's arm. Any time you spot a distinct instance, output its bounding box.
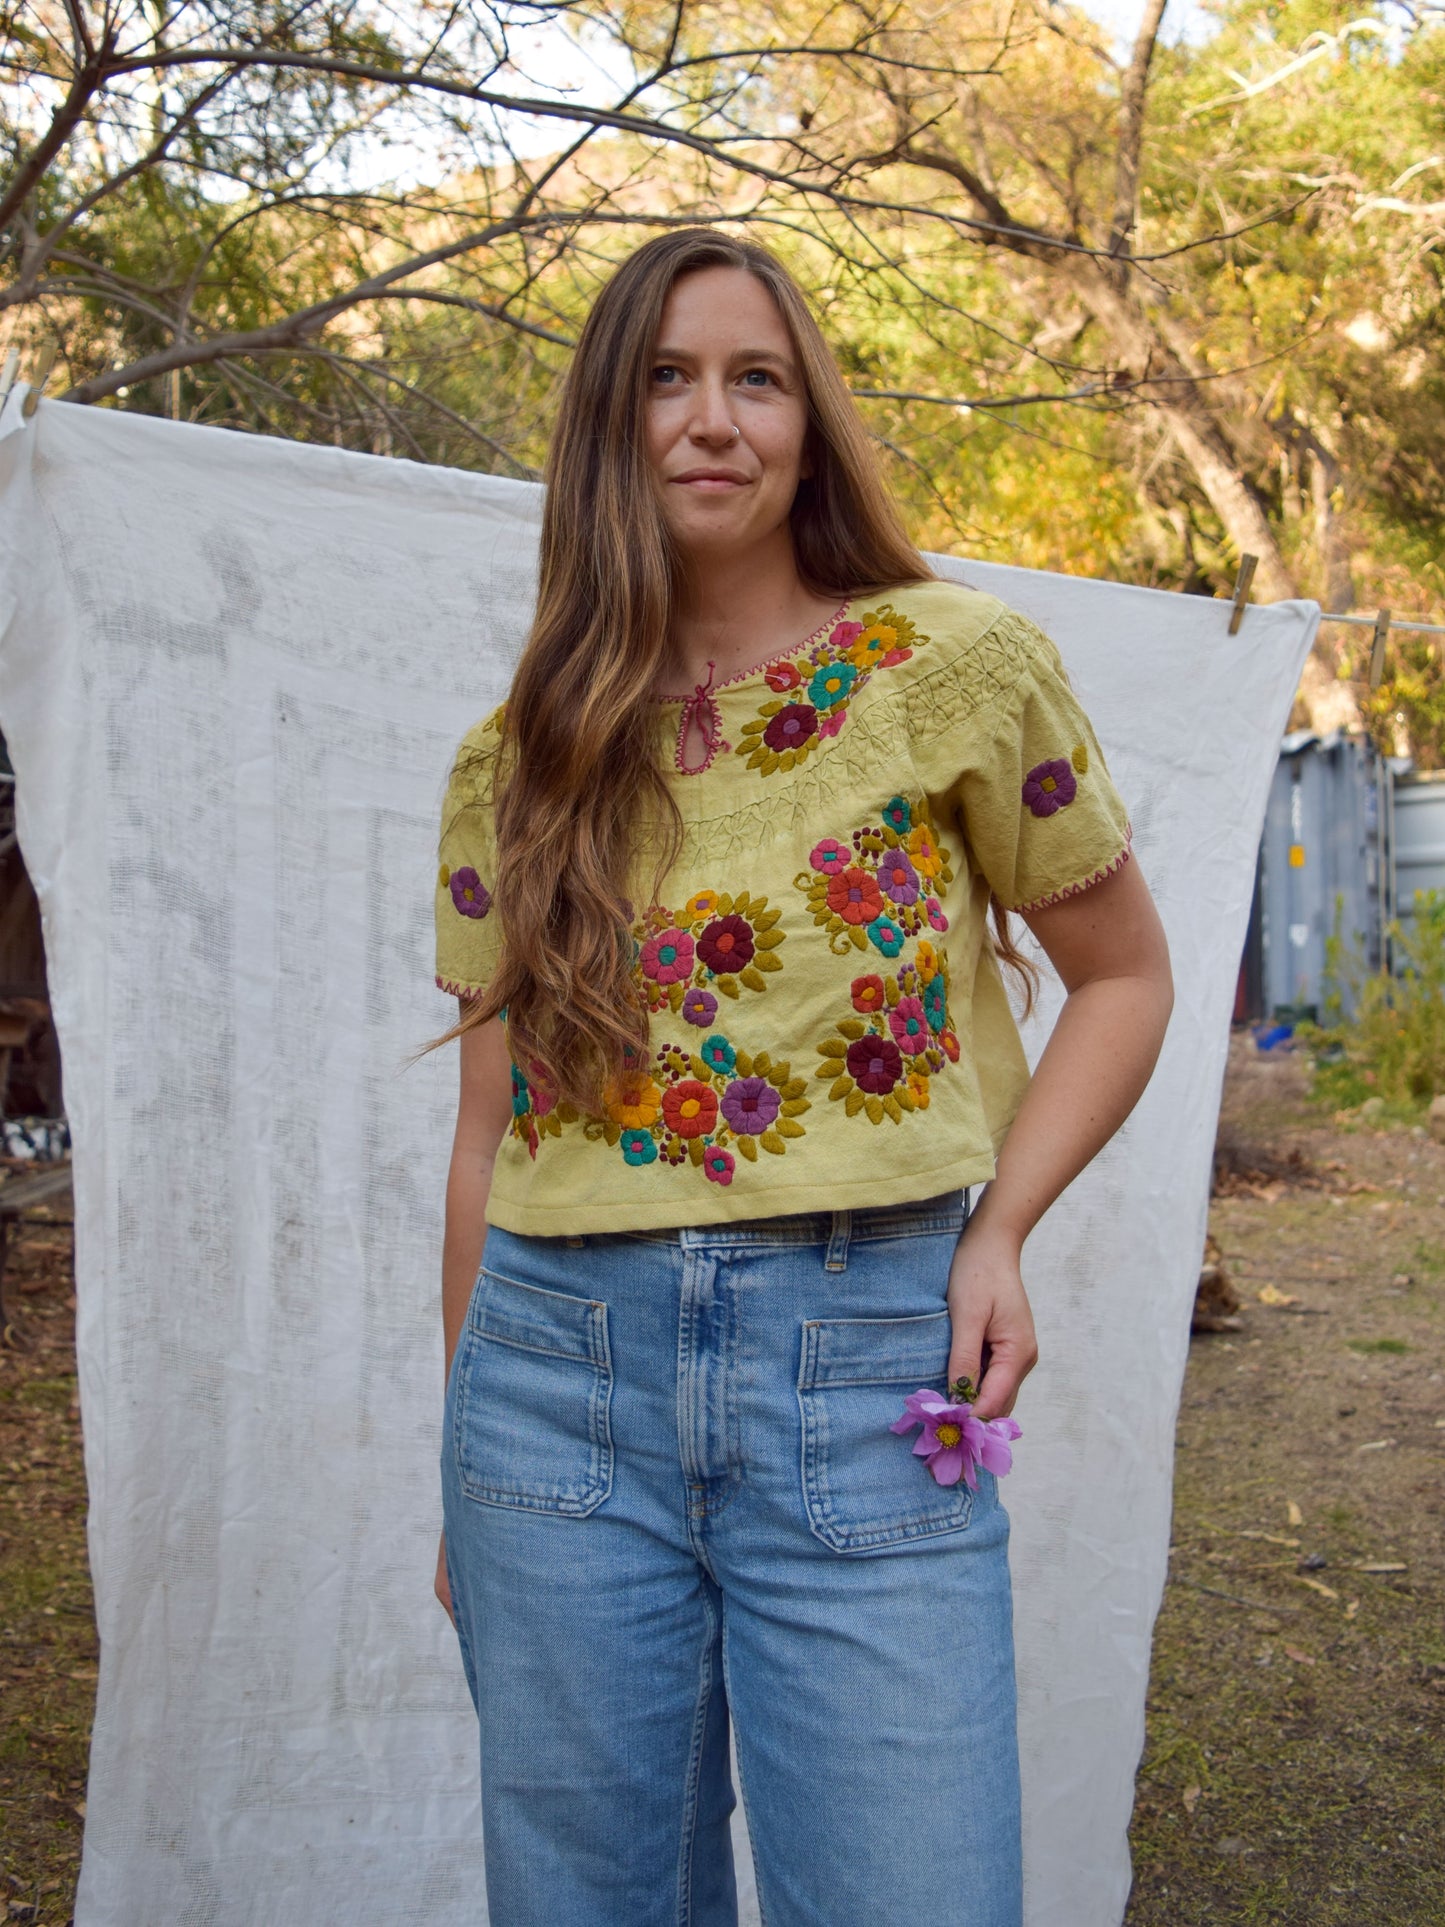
[948,856,1174,1419]
[436,1008,514,1620]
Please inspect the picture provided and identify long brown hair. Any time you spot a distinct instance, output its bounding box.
[444,229,1030,1103]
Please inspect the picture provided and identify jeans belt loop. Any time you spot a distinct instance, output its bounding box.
[823,1208,852,1273]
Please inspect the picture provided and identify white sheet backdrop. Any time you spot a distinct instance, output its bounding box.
[0,387,1317,1927]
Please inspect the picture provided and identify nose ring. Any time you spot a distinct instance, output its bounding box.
[730,424,740,440]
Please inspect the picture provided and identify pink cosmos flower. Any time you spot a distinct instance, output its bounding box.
[890,1388,1021,1490]
[811,837,850,874]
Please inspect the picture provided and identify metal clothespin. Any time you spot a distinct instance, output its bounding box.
[0,347,18,413]
[1367,609,1391,690]
[20,341,57,420]
[1227,554,1258,635]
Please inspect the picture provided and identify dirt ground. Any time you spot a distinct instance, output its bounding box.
[1,1038,1442,1924]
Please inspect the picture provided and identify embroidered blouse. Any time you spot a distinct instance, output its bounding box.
[434,579,1132,1235]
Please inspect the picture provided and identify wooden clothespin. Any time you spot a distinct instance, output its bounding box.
[20,340,57,419]
[1227,554,1258,635]
[1367,609,1391,690]
[0,347,18,413]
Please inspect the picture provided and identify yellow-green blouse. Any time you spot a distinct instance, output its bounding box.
[435,579,1131,1235]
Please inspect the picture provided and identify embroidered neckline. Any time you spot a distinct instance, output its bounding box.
[658,600,852,777]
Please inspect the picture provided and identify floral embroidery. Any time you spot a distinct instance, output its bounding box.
[510,882,805,1176]
[636,890,784,1017]
[585,1039,810,1170]
[442,863,492,919]
[1023,757,1078,818]
[736,607,926,775]
[640,927,695,984]
[797,799,959,1126]
[704,1145,736,1185]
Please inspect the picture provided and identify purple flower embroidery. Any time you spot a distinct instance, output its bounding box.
[891,1388,1022,1489]
[846,1035,904,1095]
[720,1076,781,1136]
[682,987,718,1028]
[878,847,920,905]
[762,703,817,753]
[640,927,696,985]
[1022,759,1078,818]
[449,866,492,919]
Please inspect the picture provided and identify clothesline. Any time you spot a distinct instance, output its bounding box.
[1319,611,1445,637]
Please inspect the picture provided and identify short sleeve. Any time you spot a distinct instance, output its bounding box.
[434,709,505,1001]
[941,610,1132,914]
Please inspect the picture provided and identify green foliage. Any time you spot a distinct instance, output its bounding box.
[1312,890,1445,1111]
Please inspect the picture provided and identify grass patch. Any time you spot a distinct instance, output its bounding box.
[1346,1337,1411,1354]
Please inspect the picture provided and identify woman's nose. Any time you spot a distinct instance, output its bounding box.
[688,380,736,445]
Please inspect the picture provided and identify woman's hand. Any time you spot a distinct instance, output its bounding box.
[435,1530,455,1625]
[946,1218,1039,1422]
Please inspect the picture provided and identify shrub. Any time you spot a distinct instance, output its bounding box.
[1309,890,1445,1113]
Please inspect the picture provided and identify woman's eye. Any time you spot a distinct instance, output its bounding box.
[740,369,773,387]
[652,365,681,385]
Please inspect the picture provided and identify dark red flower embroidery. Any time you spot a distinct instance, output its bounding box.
[846,1036,904,1094]
[762,703,817,753]
[696,914,756,973]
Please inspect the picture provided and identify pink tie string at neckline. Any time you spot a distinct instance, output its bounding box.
[675,658,730,776]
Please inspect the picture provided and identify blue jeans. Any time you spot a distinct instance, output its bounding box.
[440,1192,1021,1926]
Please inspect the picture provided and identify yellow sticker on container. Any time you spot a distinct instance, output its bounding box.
[1288,844,1306,868]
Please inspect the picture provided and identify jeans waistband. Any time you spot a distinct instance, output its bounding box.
[625,1189,968,1268]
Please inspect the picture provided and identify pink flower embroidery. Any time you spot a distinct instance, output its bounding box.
[830,619,865,650]
[817,712,846,740]
[890,1389,1022,1489]
[810,837,850,875]
[888,994,929,1052]
[926,897,948,932]
[704,1145,735,1185]
[639,927,695,985]
[1022,758,1078,818]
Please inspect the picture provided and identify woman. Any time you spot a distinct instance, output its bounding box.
[432,229,1172,1926]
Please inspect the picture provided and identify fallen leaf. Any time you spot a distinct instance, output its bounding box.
[1356,1439,1396,1453]
[1283,1645,1317,1665]
[1344,1600,1360,1619]
[1295,1576,1340,1600]
[1238,1530,1301,1547]
[1256,1284,1299,1306]
[1183,1784,1202,1813]
[1356,1562,1408,1573]
[1287,1500,1304,1527]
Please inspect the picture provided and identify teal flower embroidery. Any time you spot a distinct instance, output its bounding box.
[621,1128,658,1166]
[882,796,912,834]
[701,1034,736,1074]
[867,915,905,958]
[924,974,948,1033]
[807,660,857,712]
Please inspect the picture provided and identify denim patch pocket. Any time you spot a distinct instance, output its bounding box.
[797,1310,972,1553]
[452,1266,613,1516]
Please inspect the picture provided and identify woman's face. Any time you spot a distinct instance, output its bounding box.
[644,265,811,568]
